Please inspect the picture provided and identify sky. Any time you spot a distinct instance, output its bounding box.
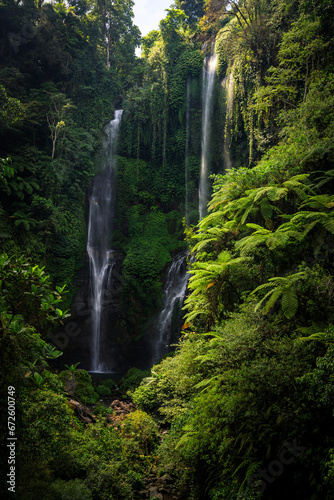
[133,0,173,38]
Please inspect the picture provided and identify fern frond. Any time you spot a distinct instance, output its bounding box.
[253,288,276,312]
[261,288,282,315]
[281,286,298,319]
[267,187,287,201]
[295,332,328,343]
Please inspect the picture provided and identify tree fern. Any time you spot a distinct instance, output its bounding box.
[183,251,246,326]
[295,323,334,343]
[252,272,306,318]
[301,194,334,210]
[289,210,334,235]
[198,210,225,230]
[192,223,235,253]
[218,174,311,228]
[235,223,291,255]
[313,169,334,190]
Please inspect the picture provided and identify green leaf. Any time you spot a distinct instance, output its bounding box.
[281,286,298,319]
[34,372,43,385]
[261,288,282,315]
[295,332,328,343]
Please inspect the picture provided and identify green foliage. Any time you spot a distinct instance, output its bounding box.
[169,49,204,109]
[151,304,333,498]
[51,419,149,499]
[116,8,203,327]
[49,479,93,500]
[0,84,24,129]
[96,385,112,397]
[184,250,246,326]
[120,367,151,393]
[69,369,99,404]
[0,253,69,400]
[0,0,142,292]
[18,397,152,499]
[20,389,74,461]
[175,0,205,25]
[132,336,209,420]
[0,253,69,330]
[115,156,186,319]
[100,378,117,389]
[132,8,334,498]
[159,7,188,68]
[2,2,334,499]
[121,410,159,453]
[0,157,14,190]
[299,337,334,406]
[251,271,306,318]
[65,362,81,372]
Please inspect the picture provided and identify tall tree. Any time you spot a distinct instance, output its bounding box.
[95,0,140,68]
[174,0,205,25]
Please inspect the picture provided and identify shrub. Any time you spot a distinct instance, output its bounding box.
[121,410,159,454]
[50,478,93,500]
[120,367,151,392]
[96,385,112,397]
[69,369,99,404]
[100,378,117,389]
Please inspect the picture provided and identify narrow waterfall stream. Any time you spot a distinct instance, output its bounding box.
[199,42,217,220]
[223,73,234,172]
[153,253,189,364]
[87,110,123,373]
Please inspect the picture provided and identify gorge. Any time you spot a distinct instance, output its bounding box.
[1,1,334,499]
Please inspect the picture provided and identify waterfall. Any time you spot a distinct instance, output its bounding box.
[87,109,123,373]
[222,73,234,171]
[199,42,217,220]
[153,253,189,364]
[185,77,191,224]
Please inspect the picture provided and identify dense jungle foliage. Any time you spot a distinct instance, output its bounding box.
[1,0,334,499]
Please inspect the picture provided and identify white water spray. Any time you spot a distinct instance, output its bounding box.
[199,43,217,220]
[153,253,189,364]
[87,110,123,373]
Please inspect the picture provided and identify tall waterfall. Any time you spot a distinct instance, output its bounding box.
[199,42,217,220]
[87,109,123,373]
[185,77,191,224]
[153,253,189,364]
[223,73,234,172]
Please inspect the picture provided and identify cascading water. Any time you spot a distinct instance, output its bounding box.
[199,42,217,220]
[87,109,123,373]
[222,72,234,172]
[185,77,191,224]
[153,253,189,364]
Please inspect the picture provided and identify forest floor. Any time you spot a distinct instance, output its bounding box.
[85,391,190,500]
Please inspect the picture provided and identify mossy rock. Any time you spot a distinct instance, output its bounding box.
[100,378,117,389]
[119,367,151,392]
[60,369,99,404]
[96,385,112,397]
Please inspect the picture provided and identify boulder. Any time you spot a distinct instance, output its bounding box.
[160,474,173,484]
[149,486,160,498]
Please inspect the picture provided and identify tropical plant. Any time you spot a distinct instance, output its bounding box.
[251,271,306,319]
